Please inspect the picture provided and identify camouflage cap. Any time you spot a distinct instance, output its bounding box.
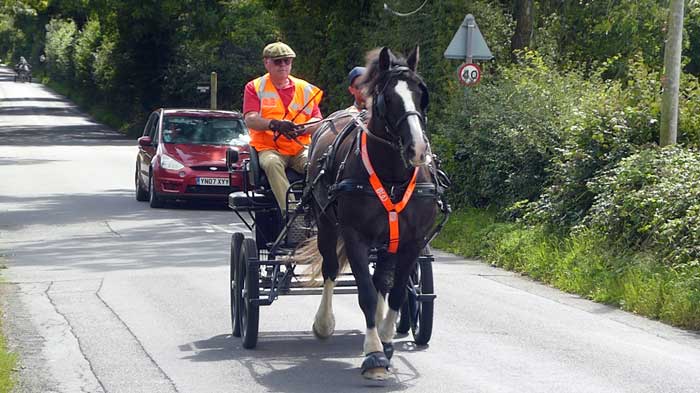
[262,42,296,59]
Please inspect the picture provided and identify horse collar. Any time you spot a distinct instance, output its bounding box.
[360,131,419,253]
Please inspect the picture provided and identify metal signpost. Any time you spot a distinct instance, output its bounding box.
[444,14,492,87]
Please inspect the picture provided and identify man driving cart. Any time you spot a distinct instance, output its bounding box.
[242,42,324,215]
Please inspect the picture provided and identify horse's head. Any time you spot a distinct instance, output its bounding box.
[364,46,430,167]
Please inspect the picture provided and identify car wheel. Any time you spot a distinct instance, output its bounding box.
[135,167,148,201]
[149,173,164,208]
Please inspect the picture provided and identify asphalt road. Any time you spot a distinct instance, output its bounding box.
[2,66,700,393]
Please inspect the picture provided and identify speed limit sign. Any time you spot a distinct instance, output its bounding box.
[458,63,481,86]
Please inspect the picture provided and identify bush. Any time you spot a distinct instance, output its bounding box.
[44,18,77,81]
[73,19,101,88]
[519,57,661,229]
[585,146,700,270]
[434,51,591,209]
[92,32,118,96]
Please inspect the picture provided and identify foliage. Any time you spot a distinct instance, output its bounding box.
[91,31,117,95]
[536,0,669,78]
[0,319,15,393]
[162,0,278,111]
[585,146,700,270]
[72,18,100,87]
[44,18,77,80]
[517,57,664,229]
[430,207,505,257]
[435,208,700,330]
[433,51,588,209]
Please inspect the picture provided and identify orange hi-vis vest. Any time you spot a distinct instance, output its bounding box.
[251,74,323,156]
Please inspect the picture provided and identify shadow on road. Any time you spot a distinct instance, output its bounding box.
[180,331,420,392]
[0,191,236,272]
[0,97,65,102]
[0,124,132,146]
[0,66,130,146]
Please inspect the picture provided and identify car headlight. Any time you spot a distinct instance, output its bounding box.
[160,154,185,170]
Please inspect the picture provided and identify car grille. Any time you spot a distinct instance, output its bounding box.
[191,165,227,172]
[185,185,235,194]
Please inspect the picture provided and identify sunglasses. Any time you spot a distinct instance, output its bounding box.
[272,58,292,66]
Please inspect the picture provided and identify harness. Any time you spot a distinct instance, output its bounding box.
[315,114,444,254]
[305,65,451,253]
[360,131,418,253]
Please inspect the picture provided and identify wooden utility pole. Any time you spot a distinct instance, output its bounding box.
[660,0,684,146]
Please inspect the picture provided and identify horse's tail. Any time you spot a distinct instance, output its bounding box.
[295,235,348,287]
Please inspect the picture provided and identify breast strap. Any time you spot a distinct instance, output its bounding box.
[360,132,418,253]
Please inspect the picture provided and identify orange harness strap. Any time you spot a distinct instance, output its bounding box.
[360,132,418,253]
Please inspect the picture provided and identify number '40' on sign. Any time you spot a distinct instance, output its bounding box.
[458,63,481,87]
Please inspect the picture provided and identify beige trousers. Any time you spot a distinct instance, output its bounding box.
[258,148,307,212]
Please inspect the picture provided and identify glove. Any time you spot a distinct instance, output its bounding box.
[268,120,297,138]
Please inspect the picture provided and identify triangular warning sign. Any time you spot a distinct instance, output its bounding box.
[444,14,493,61]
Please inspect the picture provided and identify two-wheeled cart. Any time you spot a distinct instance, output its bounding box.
[224,146,439,349]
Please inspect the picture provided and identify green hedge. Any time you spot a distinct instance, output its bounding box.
[433,208,700,330]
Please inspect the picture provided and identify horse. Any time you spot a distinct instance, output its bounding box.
[295,46,440,381]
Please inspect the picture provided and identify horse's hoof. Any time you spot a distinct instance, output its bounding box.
[361,351,390,380]
[312,320,335,339]
[363,367,391,381]
[382,342,394,360]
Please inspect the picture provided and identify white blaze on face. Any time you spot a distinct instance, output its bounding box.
[394,80,427,165]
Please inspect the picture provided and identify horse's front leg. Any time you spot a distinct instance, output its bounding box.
[313,212,339,339]
[343,229,390,381]
[373,250,397,360]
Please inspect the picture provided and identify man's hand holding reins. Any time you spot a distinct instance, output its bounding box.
[269,119,306,140]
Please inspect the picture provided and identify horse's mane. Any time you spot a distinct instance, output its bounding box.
[357,47,423,101]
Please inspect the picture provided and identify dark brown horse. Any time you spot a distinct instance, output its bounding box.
[295,46,438,380]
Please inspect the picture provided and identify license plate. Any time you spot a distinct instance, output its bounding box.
[196,177,229,186]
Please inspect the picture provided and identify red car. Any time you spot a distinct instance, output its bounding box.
[135,108,249,207]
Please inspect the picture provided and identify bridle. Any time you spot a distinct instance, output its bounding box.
[366,66,429,153]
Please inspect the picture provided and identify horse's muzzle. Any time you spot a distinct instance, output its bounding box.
[407,138,428,167]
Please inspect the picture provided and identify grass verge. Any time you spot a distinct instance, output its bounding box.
[433,207,700,331]
[0,259,17,393]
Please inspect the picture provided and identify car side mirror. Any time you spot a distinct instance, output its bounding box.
[226,147,239,171]
[137,136,153,147]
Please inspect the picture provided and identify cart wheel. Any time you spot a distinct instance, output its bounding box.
[408,257,434,346]
[239,237,260,349]
[230,233,244,337]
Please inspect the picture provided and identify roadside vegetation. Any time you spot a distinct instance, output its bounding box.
[0,312,15,393]
[0,259,17,393]
[1,0,700,329]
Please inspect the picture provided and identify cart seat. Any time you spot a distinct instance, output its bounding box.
[248,147,305,191]
[229,147,305,211]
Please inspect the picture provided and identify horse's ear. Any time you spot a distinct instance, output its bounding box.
[379,47,392,71]
[407,45,419,72]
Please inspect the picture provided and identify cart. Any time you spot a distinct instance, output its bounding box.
[225,146,440,349]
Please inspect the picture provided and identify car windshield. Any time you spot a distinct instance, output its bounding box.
[162,116,246,145]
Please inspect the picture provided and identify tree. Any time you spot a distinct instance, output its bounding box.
[510,0,533,62]
[660,0,684,146]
